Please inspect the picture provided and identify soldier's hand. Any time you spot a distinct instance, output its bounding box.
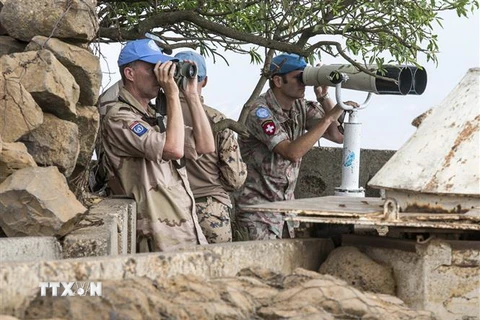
[154,61,179,95]
[342,101,359,109]
[180,59,199,95]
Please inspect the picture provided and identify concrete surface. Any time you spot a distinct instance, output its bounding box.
[344,235,480,320]
[295,146,395,199]
[0,238,334,317]
[0,237,61,262]
[61,197,136,258]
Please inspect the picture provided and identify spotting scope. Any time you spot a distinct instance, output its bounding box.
[299,64,427,95]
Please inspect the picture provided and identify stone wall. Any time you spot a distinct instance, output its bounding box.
[295,146,395,199]
[0,0,101,238]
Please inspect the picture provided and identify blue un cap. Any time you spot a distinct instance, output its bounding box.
[269,53,307,76]
[118,39,175,66]
[174,51,207,82]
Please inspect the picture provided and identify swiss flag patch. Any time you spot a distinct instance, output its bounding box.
[262,120,276,135]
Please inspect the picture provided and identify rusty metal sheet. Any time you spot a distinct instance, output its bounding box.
[242,196,480,231]
[287,215,480,231]
[384,190,480,214]
[368,68,480,196]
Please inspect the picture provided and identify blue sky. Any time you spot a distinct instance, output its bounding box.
[98,9,479,151]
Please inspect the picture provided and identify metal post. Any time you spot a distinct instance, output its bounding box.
[331,75,371,197]
[334,109,365,197]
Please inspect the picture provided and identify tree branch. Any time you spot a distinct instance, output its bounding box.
[99,10,317,56]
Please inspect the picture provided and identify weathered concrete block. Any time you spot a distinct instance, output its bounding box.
[0,237,61,262]
[87,198,137,255]
[126,200,137,254]
[61,214,118,259]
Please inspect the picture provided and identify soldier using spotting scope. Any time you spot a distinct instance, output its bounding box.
[234,53,360,241]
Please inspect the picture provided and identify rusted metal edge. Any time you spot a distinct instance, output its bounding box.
[244,196,480,230]
[287,216,480,231]
[341,234,417,252]
[341,234,480,251]
[446,239,480,250]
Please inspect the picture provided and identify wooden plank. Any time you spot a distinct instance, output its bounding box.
[242,196,384,216]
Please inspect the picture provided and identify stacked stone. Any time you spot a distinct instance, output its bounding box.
[0,0,101,237]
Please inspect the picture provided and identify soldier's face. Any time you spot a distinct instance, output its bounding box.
[276,70,305,99]
[129,61,159,99]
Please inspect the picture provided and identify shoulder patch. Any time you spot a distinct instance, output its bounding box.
[261,120,276,136]
[129,121,148,137]
[255,106,271,119]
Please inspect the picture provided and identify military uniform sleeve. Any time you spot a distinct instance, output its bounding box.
[217,128,247,191]
[104,107,166,163]
[184,126,199,160]
[245,105,289,151]
[305,100,326,130]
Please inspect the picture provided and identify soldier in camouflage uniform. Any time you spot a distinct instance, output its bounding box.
[101,39,215,252]
[175,51,247,243]
[234,53,358,241]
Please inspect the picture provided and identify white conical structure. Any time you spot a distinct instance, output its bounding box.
[368,68,480,213]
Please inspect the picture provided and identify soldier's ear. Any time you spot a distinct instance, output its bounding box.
[123,66,136,82]
[272,75,282,88]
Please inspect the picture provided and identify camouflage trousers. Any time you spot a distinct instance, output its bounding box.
[195,196,232,243]
[233,209,297,241]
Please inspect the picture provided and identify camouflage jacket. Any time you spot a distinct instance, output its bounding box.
[181,95,246,207]
[234,89,325,237]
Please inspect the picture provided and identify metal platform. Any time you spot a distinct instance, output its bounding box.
[242,196,480,231]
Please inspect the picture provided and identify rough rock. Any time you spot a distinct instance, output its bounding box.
[0,36,27,56]
[0,0,6,35]
[22,267,434,320]
[20,113,80,177]
[26,36,102,105]
[0,72,44,142]
[319,246,396,295]
[0,50,79,120]
[0,166,87,237]
[0,0,99,42]
[0,142,37,184]
[72,105,99,169]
